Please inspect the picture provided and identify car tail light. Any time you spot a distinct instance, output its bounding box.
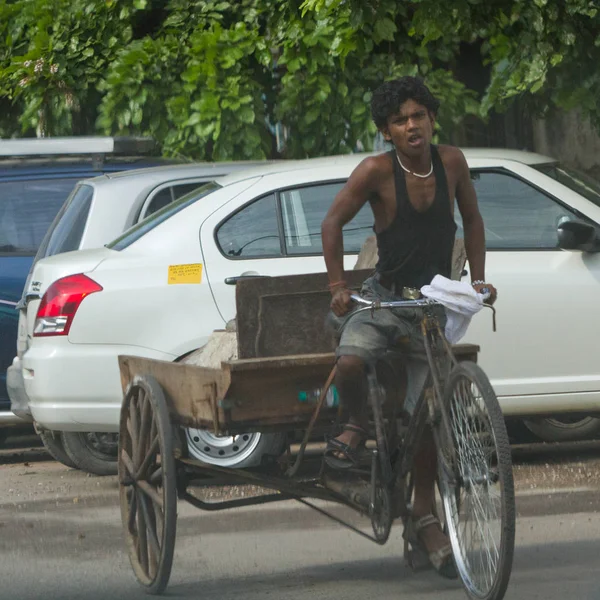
[33,274,102,337]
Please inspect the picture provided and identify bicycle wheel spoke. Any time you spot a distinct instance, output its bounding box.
[437,363,514,600]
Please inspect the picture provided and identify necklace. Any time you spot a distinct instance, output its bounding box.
[396,152,433,179]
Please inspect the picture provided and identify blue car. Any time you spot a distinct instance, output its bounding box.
[0,137,175,435]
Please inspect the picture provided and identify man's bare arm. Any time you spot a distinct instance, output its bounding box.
[454,151,486,283]
[321,157,379,285]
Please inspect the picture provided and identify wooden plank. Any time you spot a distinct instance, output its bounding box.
[450,239,468,282]
[235,271,370,359]
[225,344,477,372]
[223,362,337,427]
[118,356,230,430]
[224,353,335,372]
[353,235,378,270]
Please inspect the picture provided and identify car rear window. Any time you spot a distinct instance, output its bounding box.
[0,177,80,255]
[36,184,94,260]
[108,181,221,251]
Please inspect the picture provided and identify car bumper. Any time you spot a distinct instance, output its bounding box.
[0,410,29,426]
[23,340,176,432]
[7,356,34,422]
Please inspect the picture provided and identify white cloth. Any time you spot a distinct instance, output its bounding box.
[420,275,486,344]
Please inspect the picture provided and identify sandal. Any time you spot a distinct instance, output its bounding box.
[403,514,458,579]
[323,424,369,470]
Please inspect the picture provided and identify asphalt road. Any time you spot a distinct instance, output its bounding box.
[0,434,598,600]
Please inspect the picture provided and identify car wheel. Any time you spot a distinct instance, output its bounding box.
[523,416,600,443]
[61,432,118,476]
[184,429,287,468]
[38,430,77,468]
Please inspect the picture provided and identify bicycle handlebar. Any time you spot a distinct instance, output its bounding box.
[349,287,492,310]
[349,294,438,309]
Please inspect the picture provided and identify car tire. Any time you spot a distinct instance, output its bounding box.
[38,430,77,468]
[523,416,600,443]
[184,429,287,468]
[61,432,118,476]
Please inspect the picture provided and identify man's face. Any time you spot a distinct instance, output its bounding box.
[382,99,435,158]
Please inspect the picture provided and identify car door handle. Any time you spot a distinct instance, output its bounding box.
[224,275,269,285]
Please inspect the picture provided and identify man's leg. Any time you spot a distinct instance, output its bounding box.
[330,306,390,456]
[332,355,369,451]
[411,427,451,553]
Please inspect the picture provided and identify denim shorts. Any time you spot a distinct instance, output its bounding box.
[327,275,447,414]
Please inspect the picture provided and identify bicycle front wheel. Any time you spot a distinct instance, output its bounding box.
[436,361,515,600]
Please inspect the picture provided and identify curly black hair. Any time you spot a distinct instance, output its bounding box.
[370,77,440,129]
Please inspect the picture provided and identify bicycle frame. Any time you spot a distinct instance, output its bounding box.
[347,294,460,493]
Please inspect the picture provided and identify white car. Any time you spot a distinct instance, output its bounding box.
[7,160,270,471]
[20,149,600,470]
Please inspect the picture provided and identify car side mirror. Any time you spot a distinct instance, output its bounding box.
[557,219,599,252]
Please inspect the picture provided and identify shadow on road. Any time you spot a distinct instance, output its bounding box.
[0,429,49,465]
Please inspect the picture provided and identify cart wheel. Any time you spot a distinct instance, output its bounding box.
[119,375,177,595]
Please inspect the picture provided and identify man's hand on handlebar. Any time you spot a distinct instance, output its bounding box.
[330,287,354,316]
[473,282,498,305]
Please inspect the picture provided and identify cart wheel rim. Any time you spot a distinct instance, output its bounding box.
[119,376,177,594]
[184,428,262,466]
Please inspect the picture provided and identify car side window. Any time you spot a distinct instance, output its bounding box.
[216,194,282,258]
[280,182,373,255]
[0,178,80,255]
[455,171,579,249]
[144,182,207,218]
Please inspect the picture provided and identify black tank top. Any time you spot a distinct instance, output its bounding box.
[375,145,457,290]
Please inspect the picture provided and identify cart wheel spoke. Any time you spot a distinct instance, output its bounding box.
[136,489,149,574]
[121,448,136,480]
[127,488,138,535]
[149,465,163,485]
[135,390,152,467]
[128,393,139,461]
[138,479,164,510]
[139,492,161,563]
[136,435,159,481]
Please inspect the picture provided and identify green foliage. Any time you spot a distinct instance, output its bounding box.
[479,0,600,127]
[98,2,274,160]
[2,0,600,157]
[0,0,145,136]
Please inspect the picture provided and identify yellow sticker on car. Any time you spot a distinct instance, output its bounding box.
[167,263,203,284]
